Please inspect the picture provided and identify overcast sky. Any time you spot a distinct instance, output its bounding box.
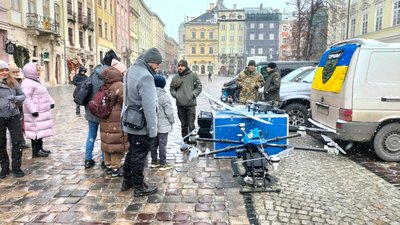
[143,0,291,42]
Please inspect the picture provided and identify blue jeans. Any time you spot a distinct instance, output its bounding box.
[85,121,103,161]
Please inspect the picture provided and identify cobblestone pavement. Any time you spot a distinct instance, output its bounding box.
[1,75,400,225]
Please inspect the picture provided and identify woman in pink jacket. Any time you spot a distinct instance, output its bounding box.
[21,62,55,157]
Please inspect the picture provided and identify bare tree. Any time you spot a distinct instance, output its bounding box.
[289,0,327,60]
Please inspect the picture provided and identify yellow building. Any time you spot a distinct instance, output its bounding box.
[327,0,400,45]
[183,3,223,75]
[218,8,245,76]
[152,13,166,64]
[96,0,115,61]
[137,0,153,53]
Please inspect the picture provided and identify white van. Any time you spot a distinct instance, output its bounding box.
[309,38,400,161]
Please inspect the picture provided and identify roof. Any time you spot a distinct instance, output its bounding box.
[186,2,227,24]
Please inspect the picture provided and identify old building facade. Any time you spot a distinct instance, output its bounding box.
[217,7,245,76]
[65,0,96,82]
[327,0,400,45]
[244,6,281,64]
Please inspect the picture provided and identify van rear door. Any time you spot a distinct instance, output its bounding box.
[310,44,360,130]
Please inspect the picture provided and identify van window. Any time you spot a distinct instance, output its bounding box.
[367,52,400,83]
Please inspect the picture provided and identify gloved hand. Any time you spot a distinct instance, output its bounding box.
[7,95,16,101]
[51,104,55,109]
[32,112,39,117]
[6,101,16,110]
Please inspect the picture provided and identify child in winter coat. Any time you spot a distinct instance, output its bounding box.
[0,60,26,178]
[150,75,175,170]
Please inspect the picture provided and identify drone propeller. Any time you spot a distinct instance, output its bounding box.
[321,134,347,155]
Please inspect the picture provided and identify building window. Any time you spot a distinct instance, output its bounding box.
[238,36,243,41]
[221,24,226,30]
[249,34,255,40]
[110,0,113,13]
[250,48,255,55]
[250,23,255,28]
[259,23,264,29]
[105,22,108,39]
[200,46,205,54]
[11,0,20,11]
[88,35,92,50]
[393,0,400,26]
[221,48,226,54]
[350,17,356,38]
[239,24,244,30]
[191,47,196,54]
[68,28,74,45]
[375,7,383,31]
[209,47,213,54]
[269,23,274,29]
[238,47,243,54]
[361,13,368,35]
[258,48,263,54]
[98,0,101,6]
[221,36,226,41]
[209,31,213,39]
[282,38,287,44]
[230,36,234,41]
[28,0,35,13]
[269,33,274,40]
[79,31,83,48]
[200,31,205,39]
[98,19,102,37]
[258,34,264,40]
[230,23,235,30]
[104,0,107,10]
[192,31,196,39]
[111,26,113,41]
[229,47,234,54]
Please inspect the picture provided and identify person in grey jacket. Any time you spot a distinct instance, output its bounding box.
[121,47,162,196]
[170,59,202,144]
[149,75,175,171]
[0,60,26,178]
[84,49,119,169]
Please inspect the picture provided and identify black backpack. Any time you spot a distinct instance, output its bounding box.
[73,76,93,105]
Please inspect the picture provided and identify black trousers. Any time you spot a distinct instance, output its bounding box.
[0,115,23,170]
[123,134,156,185]
[177,106,196,141]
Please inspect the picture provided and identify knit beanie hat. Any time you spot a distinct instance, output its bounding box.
[103,49,119,66]
[178,59,188,68]
[267,62,277,69]
[142,48,162,64]
[111,59,127,73]
[0,60,9,70]
[247,60,256,67]
[78,66,87,74]
[154,75,166,88]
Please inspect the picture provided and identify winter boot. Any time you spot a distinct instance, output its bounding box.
[32,139,49,158]
[133,183,158,197]
[121,178,134,192]
[38,139,51,154]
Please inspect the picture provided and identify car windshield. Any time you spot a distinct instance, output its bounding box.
[281,67,313,82]
[299,68,317,83]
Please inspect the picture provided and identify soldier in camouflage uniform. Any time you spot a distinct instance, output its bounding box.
[263,62,281,106]
[236,60,264,103]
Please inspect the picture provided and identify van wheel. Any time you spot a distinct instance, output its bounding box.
[284,103,309,131]
[373,123,400,162]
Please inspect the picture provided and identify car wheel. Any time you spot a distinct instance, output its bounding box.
[284,103,309,131]
[373,123,400,162]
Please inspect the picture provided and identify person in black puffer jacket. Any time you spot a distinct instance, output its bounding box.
[73,66,88,116]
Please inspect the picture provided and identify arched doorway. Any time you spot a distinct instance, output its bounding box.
[201,65,205,74]
[219,66,226,76]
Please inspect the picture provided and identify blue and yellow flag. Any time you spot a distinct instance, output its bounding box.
[312,44,359,93]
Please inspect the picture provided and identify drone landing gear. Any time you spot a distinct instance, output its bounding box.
[232,150,281,194]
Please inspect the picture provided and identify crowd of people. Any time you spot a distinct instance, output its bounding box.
[0,47,204,197]
[1,48,279,197]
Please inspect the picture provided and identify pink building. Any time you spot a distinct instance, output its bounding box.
[115,0,131,65]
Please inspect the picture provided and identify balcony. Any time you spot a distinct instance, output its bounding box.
[82,16,94,31]
[67,9,76,22]
[26,13,60,36]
